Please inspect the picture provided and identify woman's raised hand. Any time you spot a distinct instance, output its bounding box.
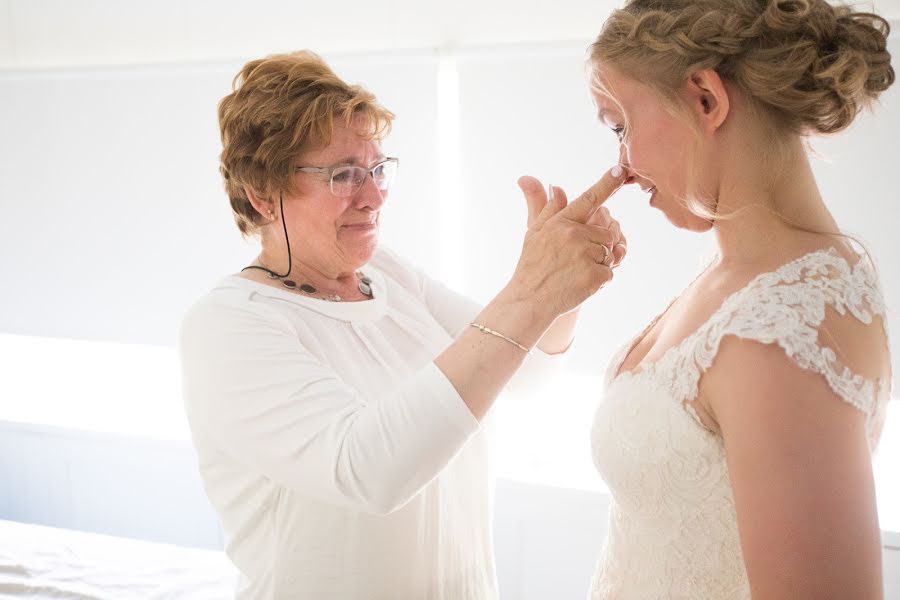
[510,165,627,317]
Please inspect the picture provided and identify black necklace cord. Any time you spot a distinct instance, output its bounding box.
[241,193,292,278]
[238,194,373,301]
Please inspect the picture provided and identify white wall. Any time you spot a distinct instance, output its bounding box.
[0,52,440,345]
[1,7,900,600]
[1,1,898,69]
[0,423,223,548]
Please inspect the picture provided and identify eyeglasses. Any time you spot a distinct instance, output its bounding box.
[295,157,399,198]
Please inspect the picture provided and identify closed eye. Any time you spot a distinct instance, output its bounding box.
[598,109,626,143]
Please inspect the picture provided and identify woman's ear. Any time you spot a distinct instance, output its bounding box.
[685,69,730,133]
[243,186,276,221]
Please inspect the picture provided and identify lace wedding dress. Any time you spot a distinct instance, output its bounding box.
[589,247,891,599]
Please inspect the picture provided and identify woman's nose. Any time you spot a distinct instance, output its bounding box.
[617,147,636,184]
[355,173,387,210]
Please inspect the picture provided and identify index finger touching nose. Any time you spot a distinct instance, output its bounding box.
[559,165,627,224]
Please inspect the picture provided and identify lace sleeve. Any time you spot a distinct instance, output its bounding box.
[688,248,891,447]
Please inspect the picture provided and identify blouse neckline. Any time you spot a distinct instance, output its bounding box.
[216,267,389,323]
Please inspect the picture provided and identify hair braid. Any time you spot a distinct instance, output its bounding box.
[591,0,894,135]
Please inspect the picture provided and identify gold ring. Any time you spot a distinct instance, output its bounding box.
[600,245,611,266]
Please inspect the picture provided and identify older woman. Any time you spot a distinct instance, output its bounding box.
[179,50,628,599]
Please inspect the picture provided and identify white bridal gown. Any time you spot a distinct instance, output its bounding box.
[590,247,891,599]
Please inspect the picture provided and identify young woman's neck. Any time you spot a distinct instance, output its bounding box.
[711,135,840,268]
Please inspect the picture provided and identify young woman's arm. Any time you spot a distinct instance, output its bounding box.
[704,335,884,599]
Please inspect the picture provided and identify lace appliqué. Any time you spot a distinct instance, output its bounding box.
[589,248,891,600]
[621,248,888,443]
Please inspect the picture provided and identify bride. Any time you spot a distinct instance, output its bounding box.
[583,0,894,597]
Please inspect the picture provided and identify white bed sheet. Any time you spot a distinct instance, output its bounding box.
[0,519,238,599]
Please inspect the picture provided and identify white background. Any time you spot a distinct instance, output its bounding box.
[1,2,899,598]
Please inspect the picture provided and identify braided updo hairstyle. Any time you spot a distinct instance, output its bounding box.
[589,0,894,136]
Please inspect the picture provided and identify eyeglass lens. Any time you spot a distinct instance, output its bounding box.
[330,160,397,197]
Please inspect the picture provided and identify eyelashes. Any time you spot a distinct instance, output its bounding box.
[598,109,626,143]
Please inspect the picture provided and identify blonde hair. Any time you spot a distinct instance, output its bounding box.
[218,50,395,237]
[590,0,893,135]
[589,0,894,222]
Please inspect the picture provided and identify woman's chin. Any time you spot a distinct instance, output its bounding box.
[347,238,380,266]
[665,212,714,232]
[688,220,715,233]
[657,205,714,232]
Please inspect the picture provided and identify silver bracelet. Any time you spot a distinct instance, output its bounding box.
[469,322,530,354]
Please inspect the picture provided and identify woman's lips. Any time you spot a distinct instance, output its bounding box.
[342,222,377,231]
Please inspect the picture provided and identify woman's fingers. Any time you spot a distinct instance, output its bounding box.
[583,223,617,249]
[548,185,568,211]
[517,176,549,230]
[611,240,627,268]
[585,209,627,268]
[519,178,573,231]
[589,243,616,271]
[507,165,627,316]
[557,165,626,224]
[606,219,620,239]
[587,205,612,227]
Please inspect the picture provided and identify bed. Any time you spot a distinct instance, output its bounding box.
[0,519,238,599]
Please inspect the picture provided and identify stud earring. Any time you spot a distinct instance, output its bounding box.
[267,209,275,220]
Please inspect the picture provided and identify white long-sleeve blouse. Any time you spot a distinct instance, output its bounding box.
[179,246,558,600]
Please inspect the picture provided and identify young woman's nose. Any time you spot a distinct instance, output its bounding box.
[617,147,636,184]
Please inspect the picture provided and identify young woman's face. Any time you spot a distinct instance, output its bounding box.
[592,65,715,232]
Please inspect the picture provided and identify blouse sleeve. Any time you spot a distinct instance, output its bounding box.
[179,295,481,516]
[374,247,565,393]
